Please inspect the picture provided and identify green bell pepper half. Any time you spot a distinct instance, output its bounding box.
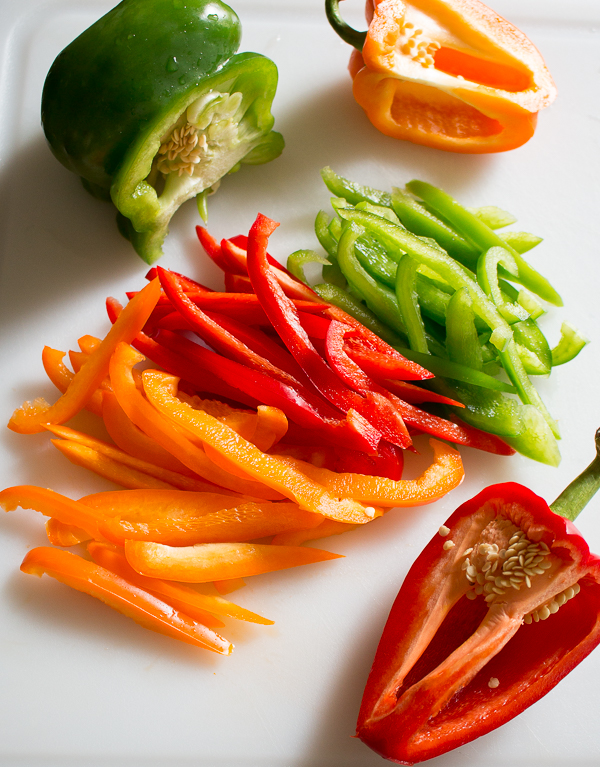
[41,0,284,264]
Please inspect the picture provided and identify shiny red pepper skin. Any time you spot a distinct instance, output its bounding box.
[357,482,600,764]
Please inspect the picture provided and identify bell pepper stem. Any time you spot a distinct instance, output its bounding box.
[325,0,367,51]
[550,429,600,521]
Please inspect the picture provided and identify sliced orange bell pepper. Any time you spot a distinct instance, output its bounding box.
[108,343,283,500]
[0,485,103,539]
[272,518,358,546]
[273,439,464,507]
[328,0,557,153]
[9,278,161,434]
[101,391,197,476]
[46,424,224,493]
[42,347,104,417]
[214,578,247,595]
[46,518,91,547]
[125,540,343,583]
[51,439,179,490]
[21,546,232,654]
[87,542,273,625]
[141,367,378,524]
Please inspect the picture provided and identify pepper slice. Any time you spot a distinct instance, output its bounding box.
[42,0,284,263]
[20,547,232,654]
[327,0,557,153]
[357,430,600,763]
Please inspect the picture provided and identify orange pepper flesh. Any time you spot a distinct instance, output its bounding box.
[141,367,377,524]
[47,424,224,493]
[109,343,283,500]
[1,485,103,538]
[46,518,92,547]
[9,278,161,434]
[214,578,247,595]
[21,547,232,654]
[273,439,464,507]
[271,518,357,547]
[125,540,344,583]
[88,542,273,625]
[41,347,105,417]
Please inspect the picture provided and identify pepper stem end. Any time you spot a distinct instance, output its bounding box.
[325,0,367,51]
[550,429,600,521]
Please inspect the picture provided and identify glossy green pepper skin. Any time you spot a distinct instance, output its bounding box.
[41,0,284,263]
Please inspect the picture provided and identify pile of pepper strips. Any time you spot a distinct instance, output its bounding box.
[2,211,513,653]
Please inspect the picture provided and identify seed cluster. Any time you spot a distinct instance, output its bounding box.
[463,518,552,604]
[157,123,208,177]
[523,582,581,624]
[398,21,441,68]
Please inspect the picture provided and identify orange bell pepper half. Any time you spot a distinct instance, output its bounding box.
[87,542,273,625]
[274,439,464,507]
[141,367,378,525]
[125,540,343,583]
[20,546,232,654]
[108,343,283,500]
[328,0,557,153]
[8,278,161,434]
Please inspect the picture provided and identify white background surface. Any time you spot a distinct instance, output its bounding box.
[1,0,600,765]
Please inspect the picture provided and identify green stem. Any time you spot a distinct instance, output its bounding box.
[324,0,367,51]
[550,430,600,521]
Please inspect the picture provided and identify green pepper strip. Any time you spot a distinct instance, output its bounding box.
[286,249,330,284]
[321,166,391,206]
[395,255,429,355]
[314,211,338,258]
[406,180,563,306]
[391,188,480,266]
[445,288,483,371]
[467,205,516,230]
[512,319,552,376]
[551,322,589,366]
[499,231,543,254]
[476,247,528,324]
[336,207,559,436]
[393,349,516,393]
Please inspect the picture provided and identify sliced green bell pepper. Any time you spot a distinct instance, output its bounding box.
[41,0,284,264]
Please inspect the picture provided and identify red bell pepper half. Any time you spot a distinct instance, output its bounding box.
[357,429,600,764]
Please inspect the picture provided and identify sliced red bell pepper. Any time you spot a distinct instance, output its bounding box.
[357,430,600,763]
[246,214,412,450]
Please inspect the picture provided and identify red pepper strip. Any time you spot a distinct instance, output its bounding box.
[8,279,161,434]
[142,368,378,524]
[87,542,273,625]
[41,347,104,417]
[154,329,381,454]
[276,439,404,481]
[246,215,412,450]
[157,267,310,389]
[224,272,254,293]
[357,481,600,763]
[445,414,516,456]
[0,485,103,538]
[109,343,283,500]
[125,539,343,583]
[325,320,508,452]
[274,439,463,507]
[379,379,462,407]
[144,267,212,292]
[21,547,232,654]
[343,337,433,382]
[195,225,234,273]
[106,297,259,409]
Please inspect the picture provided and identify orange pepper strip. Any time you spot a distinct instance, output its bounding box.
[87,543,224,628]
[42,347,104,417]
[125,540,343,583]
[272,439,464,507]
[252,405,289,451]
[88,542,272,625]
[0,486,103,538]
[109,343,283,501]
[141,367,376,525]
[78,335,101,354]
[214,578,246,595]
[46,518,91,547]
[21,547,232,654]
[52,439,179,490]
[91,490,322,546]
[9,279,161,434]
[101,391,198,477]
[271,519,357,546]
[46,424,227,493]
